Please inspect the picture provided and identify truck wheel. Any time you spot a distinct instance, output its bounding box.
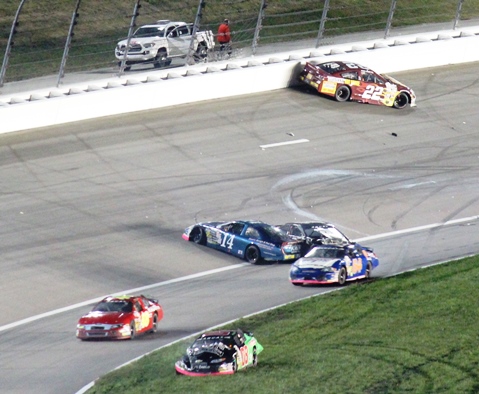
[195,44,208,62]
[154,50,169,68]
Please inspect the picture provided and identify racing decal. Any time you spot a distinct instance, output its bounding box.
[141,311,150,330]
[345,256,363,276]
[238,346,249,367]
[320,80,337,94]
[220,233,235,249]
[207,229,222,245]
[362,85,384,101]
[327,76,345,84]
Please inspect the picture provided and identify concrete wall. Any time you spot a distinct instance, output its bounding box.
[1,26,479,134]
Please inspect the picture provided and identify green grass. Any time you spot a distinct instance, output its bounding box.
[1,0,479,82]
[88,256,479,393]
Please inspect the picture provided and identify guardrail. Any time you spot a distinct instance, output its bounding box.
[1,0,478,85]
[1,25,479,134]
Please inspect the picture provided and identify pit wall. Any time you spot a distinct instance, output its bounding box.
[1,26,479,134]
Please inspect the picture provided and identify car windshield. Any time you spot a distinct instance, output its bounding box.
[92,300,133,313]
[257,224,290,243]
[304,224,349,245]
[133,27,165,38]
[305,247,345,259]
[190,337,233,356]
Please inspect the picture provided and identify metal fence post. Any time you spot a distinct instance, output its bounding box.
[56,0,81,87]
[252,0,267,55]
[384,0,397,39]
[118,0,142,76]
[0,0,27,88]
[315,0,330,48]
[454,0,465,30]
[186,0,206,65]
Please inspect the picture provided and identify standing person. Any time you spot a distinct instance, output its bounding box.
[217,18,232,55]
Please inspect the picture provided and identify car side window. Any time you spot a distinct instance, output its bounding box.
[245,226,260,239]
[178,26,189,36]
[291,226,303,237]
[341,71,359,80]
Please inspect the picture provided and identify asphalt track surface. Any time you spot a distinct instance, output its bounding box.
[1,62,479,393]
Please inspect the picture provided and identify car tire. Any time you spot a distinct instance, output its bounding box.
[338,266,347,285]
[153,49,168,68]
[335,85,351,102]
[365,262,372,279]
[130,321,136,340]
[191,227,206,245]
[245,245,261,264]
[195,44,208,62]
[232,355,238,373]
[393,91,409,109]
[150,313,159,333]
[292,282,303,286]
[252,347,258,367]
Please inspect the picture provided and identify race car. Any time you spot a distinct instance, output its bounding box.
[277,221,352,256]
[299,60,416,109]
[76,295,163,340]
[175,329,263,376]
[182,220,301,264]
[289,244,379,286]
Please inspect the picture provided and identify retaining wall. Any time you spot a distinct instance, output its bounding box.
[1,26,479,134]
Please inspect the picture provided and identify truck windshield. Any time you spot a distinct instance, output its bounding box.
[133,27,165,38]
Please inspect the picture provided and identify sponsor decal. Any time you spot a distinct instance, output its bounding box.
[320,80,337,94]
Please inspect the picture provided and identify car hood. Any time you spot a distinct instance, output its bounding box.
[294,257,338,269]
[78,311,131,325]
[382,74,410,90]
[117,36,166,46]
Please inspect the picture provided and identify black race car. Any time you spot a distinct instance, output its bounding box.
[277,221,351,256]
[175,329,264,376]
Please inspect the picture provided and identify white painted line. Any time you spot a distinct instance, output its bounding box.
[355,215,479,243]
[5,214,479,336]
[0,263,248,333]
[260,139,309,149]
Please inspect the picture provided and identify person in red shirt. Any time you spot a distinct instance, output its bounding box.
[217,19,232,55]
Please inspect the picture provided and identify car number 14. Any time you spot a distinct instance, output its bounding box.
[220,233,235,249]
[362,85,383,101]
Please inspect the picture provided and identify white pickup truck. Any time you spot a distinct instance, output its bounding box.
[115,20,215,70]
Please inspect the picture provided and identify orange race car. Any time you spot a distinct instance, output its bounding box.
[299,60,416,109]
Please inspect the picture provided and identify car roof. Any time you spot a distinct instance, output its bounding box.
[101,295,135,302]
[200,330,236,338]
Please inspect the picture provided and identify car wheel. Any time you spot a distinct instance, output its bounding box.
[154,49,168,68]
[245,245,261,264]
[232,355,238,373]
[191,227,206,245]
[195,44,208,62]
[335,85,351,102]
[338,266,347,285]
[129,321,136,340]
[292,282,303,286]
[393,92,409,109]
[150,313,159,333]
[365,262,372,279]
[252,347,258,367]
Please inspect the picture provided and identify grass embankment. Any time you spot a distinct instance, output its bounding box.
[88,256,479,394]
[1,0,479,81]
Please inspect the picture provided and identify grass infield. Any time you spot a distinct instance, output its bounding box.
[88,256,479,393]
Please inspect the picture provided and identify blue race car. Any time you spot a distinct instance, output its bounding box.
[182,220,301,264]
[289,244,379,286]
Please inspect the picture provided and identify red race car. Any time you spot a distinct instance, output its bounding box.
[299,60,416,109]
[76,295,163,340]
